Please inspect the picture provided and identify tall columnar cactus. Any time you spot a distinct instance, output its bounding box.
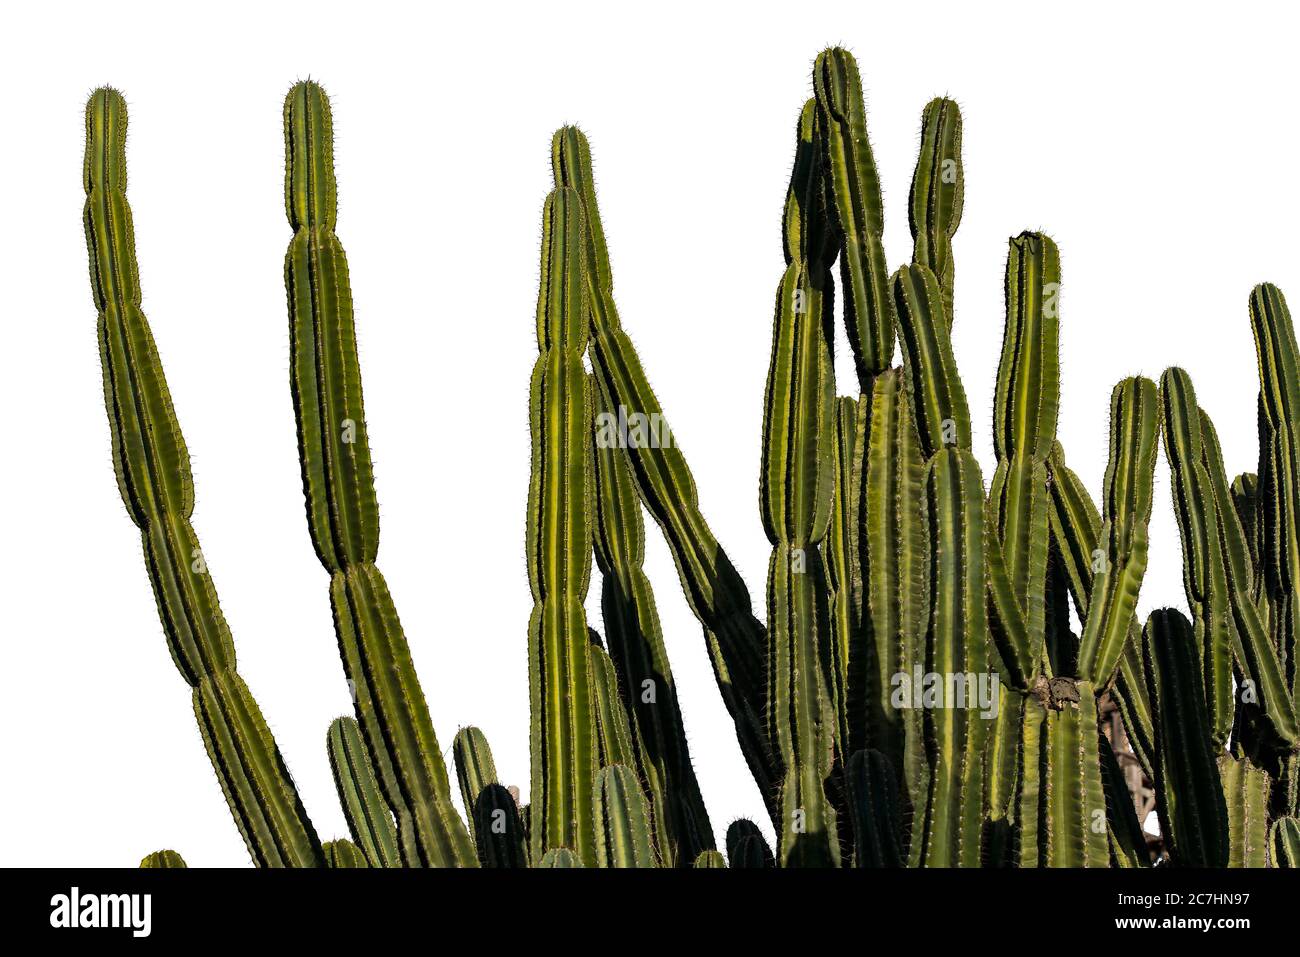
[908,98,963,326]
[282,82,475,868]
[813,47,893,391]
[1142,608,1229,867]
[1248,284,1300,780]
[589,372,714,866]
[84,88,324,868]
[328,717,401,868]
[760,98,840,866]
[452,727,528,868]
[525,187,599,866]
[1160,365,1299,755]
[552,130,776,814]
[93,51,1299,871]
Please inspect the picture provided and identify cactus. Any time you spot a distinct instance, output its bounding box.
[1220,754,1271,868]
[525,187,599,866]
[761,98,840,867]
[84,88,323,868]
[593,765,658,868]
[725,819,775,869]
[552,129,776,814]
[328,717,401,868]
[1142,608,1230,867]
[92,48,1300,871]
[282,82,475,868]
[813,47,892,390]
[1271,817,1300,867]
[693,850,727,868]
[590,375,714,865]
[452,727,528,868]
[323,839,370,868]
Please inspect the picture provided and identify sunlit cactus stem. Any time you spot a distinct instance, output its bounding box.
[526,187,599,866]
[552,126,775,816]
[282,81,474,867]
[761,99,840,867]
[452,727,527,868]
[814,46,893,390]
[909,97,963,325]
[84,88,322,868]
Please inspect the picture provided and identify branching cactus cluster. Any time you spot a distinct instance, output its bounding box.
[84,47,1300,867]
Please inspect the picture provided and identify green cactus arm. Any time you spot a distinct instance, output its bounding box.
[84,88,322,868]
[1230,472,1262,584]
[1076,377,1160,688]
[911,449,989,868]
[993,233,1061,465]
[725,819,775,868]
[282,82,472,867]
[813,47,893,389]
[470,785,530,869]
[1046,443,1156,775]
[1161,368,1299,746]
[1250,284,1300,625]
[328,717,401,868]
[588,636,639,769]
[322,839,370,868]
[526,187,599,867]
[783,99,837,271]
[908,98,963,325]
[590,388,715,865]
[139,850,186,869]
[452,726,501,825]
[762,118,842,864]
[846,749,903,867]
[826,396,863,761]
[1142,608,1230,867]
[450,728,528,868]
[1270,817,1300,867]
[692,850,727,868]
[552,128,774,811]
[538,847,580,868]
[191,673,324,867]
[984,499,1035,691]
[892,264,970,458]
[1220,754,1270,868]
[988,233,1061,670]
[1158,368,1237,747]
[860,371,931,821]
[594,765,658,868]
[283,83,377,571]
[1016,680,1110,867]
[762,270,840,866]
[1098,731,1149,867]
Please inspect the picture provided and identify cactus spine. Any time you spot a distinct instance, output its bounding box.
[84,88,323,868]
[283,82,474,867]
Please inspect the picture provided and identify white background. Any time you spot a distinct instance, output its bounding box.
[2,0,1297,866]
